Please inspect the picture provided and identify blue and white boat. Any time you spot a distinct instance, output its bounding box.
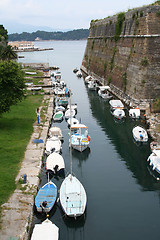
[35,181,57,213]
[70,123,90,152]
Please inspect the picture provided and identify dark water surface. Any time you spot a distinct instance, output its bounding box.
[18,41,160,240]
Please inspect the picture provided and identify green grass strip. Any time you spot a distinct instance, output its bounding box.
[0,95,43,213]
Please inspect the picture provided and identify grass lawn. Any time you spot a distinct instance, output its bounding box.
[0,95,43,214]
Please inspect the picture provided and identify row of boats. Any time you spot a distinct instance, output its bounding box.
[31,72,89,239]
[83,73,160,180]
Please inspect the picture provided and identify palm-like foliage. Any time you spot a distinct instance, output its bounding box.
[0,45,17,61]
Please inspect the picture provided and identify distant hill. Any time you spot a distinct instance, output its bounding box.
[8,29,89,41]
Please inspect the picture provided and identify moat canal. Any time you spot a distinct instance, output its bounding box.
[18,41,160,240]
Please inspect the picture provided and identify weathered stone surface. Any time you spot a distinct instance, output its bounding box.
[82,5,160,101]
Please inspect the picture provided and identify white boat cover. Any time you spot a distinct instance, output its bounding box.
[59,174,87,217]
[113,109,125,119]
[49,126,63,140]
[65,109,76,119]
[45,136,61,154]
[98,86,110,91]
[132,126,148,142]
[109,100,124,109]
[67,117,79,126]
[46,152,65,172]
[31,219,59,240]
[147,150,160,173]
[129,108,140,118]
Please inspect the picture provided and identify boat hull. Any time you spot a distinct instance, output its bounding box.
[59,174,87,218]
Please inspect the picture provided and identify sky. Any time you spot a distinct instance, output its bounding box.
[0,0,155,34]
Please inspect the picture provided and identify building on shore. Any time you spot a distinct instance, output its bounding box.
[9,41,36,51]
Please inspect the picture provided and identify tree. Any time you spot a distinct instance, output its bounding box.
[0,61,25,115]
[0,45,17,61]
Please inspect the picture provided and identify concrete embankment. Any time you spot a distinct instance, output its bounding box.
[0,94,54,240]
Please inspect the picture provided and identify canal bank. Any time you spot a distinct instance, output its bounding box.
[0,92,54,240]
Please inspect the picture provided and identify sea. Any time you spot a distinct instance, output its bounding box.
[18,40,160,240]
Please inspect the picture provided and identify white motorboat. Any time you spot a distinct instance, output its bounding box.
[84,75,93,84]
[45,136,62,155]
[113,108,125,120]
[67,117,79,126]
[109,99,124,110]
[59,174,87,218]
[67,103,77,112]
[88,80,97,90]
[76,70,82,78]
[46,152,65,175]
[31,218,59,240]
[98,86,112,100]
[65,108,76,119]
[49,126,63,141]
[147,150,160,180]
[70,123,90,152]
[132,126,148,142]
[129,108,140,119]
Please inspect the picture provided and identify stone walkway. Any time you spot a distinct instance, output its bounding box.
[0,95,54,240]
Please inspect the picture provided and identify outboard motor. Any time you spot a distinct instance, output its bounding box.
[54,165,59,174]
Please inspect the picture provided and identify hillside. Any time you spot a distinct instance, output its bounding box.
[8,29,89,41]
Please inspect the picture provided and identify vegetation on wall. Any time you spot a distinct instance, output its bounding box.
[141,57,149,66]
[114,12,125,41]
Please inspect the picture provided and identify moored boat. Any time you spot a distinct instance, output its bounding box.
[31,218,59,240]
[49,126,63,141]
[132,125,148,143]
[34,181,57,213]
[129,108,140,119]
[53,111,63,122]
[65,108,76,119]
[113,108,125,120]
[70,123,90,152]
[147,150,160,180]
[46,152,65,175]
[45,136,62,155]
[98,86,112,100]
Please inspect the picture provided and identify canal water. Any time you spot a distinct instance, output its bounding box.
[18,41,160,240]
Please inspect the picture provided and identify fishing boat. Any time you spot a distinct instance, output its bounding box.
[70,123,90,152]
[132,126,148,143]
[129,108,140,119]
[49,126,63,141]
[147,150,160,180]
[65,108,76,119]
[98,86,112,100]
[34,181,57,213]
[112,108,125,120]
[45,136,62,155]
[59,91,87,218]
[46,152,65,175]
[31,218,59,240]
[53,111,63,122]
[73,68,78,73]
[67,117,79,127]
[57,97,68,107]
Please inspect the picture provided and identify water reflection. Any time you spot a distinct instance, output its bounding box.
[85,85,160,191]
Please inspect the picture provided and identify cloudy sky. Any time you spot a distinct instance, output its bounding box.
[0,0,155,33]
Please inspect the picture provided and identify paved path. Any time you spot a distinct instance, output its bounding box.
[0,95,54,240]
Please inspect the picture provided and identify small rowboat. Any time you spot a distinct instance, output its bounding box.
[53,111,63,121]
